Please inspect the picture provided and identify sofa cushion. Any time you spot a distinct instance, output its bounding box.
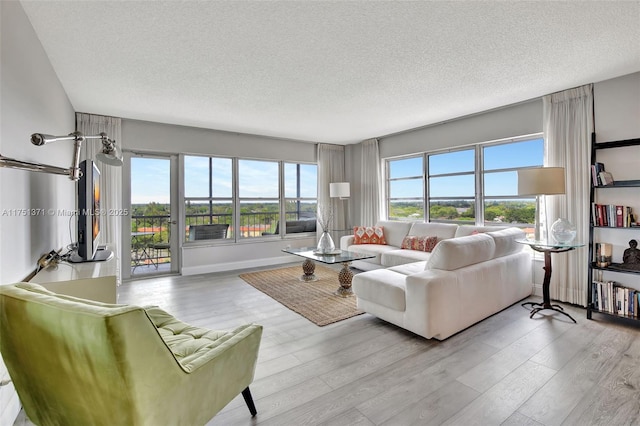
[487,227,525,258]
[387,261,427,275]
[382,249,433,267]
[454,225,506,237]
[426,233,496,271]
[401,235,438,252]
[353,226,387,245]
[408,222,458,240]
[352,269,407,311]
[375,220,414,247]
[346,244,398,265]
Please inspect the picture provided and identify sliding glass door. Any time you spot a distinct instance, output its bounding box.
[126,153,179,278]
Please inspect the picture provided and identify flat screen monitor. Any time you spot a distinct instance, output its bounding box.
[69,160,111,262]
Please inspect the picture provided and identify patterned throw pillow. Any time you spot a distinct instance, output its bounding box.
[401,236,415,249]
[400,235,438,252]
[353,226,386,245]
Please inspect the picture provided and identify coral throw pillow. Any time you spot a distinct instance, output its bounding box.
[401,235,438,252]
[353,226,386,245]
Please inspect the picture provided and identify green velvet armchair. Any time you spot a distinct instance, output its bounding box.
[0,282,263,425]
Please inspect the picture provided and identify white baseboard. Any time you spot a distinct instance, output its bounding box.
[181,255,295,276]
[532,283,543,297]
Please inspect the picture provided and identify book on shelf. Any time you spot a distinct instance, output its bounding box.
[592,280,639,318]
[591,203,634,227]
[591,162,606,186]
[598,171,615,186]
[591,163,621,186]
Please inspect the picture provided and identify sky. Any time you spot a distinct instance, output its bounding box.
[131,138,543,204]
[389,138,544,199]
[131,157,318,204]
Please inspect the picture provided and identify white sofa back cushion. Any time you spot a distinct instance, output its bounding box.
[454,225,507,237]
[375,220,414,248]
[407,222,458,241]
[487,227,525,258]
[426,233,496,271]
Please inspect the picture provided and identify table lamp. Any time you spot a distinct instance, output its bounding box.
[517,167,565,242]
[329,182,350,200]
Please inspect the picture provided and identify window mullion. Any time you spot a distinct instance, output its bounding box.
[424,153,429,222]
[476,144,484,226]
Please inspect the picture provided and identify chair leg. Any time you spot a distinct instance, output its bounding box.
[242,387,257,417]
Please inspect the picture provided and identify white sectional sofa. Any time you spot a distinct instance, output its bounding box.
[341,221,532,340]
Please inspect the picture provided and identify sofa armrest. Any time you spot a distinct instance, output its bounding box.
[340,235,355,250]
[404,270,460,339]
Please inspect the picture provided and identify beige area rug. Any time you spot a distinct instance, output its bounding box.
[239,265,364,326]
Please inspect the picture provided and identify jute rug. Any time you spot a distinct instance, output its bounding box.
[239,265,364,326]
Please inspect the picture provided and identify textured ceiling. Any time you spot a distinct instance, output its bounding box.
[19,1,640,144]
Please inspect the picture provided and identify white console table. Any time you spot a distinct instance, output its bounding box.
[31,257,118,303]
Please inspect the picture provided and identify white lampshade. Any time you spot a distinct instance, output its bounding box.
[517,167,565,196]
[330,182,350,199]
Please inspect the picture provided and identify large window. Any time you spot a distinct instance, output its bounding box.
[284,162,318,223]
[184,156,317,242]
[184,156,233,241]
[238,159,280,238]
[387,156,424,221]
[428,148,476,223]
[385,135,544,227]
[483,138,543,226]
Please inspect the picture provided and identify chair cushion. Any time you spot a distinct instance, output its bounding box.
[145,306,231,371]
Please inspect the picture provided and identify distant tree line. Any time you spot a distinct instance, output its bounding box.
[390,200,535,224]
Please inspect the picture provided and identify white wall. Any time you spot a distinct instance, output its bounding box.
[379,99,543,158]
[594,71,640,143]
[0,2,76,423]
[122,118,317,161]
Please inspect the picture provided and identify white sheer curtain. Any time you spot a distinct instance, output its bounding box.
[360,138,383,226]
[317,144,347,232]
[544,84,593,306]
[76,113,123,284]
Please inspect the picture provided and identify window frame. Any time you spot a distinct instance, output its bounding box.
[481,136,544,227]
[386,154,425,221]
[281,162,318,235]
[183,155,234,243]
[183,155,317,244]
[384,133,544,227]
[427,146,477,224]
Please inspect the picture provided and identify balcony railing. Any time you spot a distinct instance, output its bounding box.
[130,212,316,265]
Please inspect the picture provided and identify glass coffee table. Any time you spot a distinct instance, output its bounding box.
[282,247,375,297]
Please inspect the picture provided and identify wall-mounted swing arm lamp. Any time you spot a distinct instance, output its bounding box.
[0,131,123,181]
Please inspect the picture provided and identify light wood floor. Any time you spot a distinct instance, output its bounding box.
[15,264,640,425]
